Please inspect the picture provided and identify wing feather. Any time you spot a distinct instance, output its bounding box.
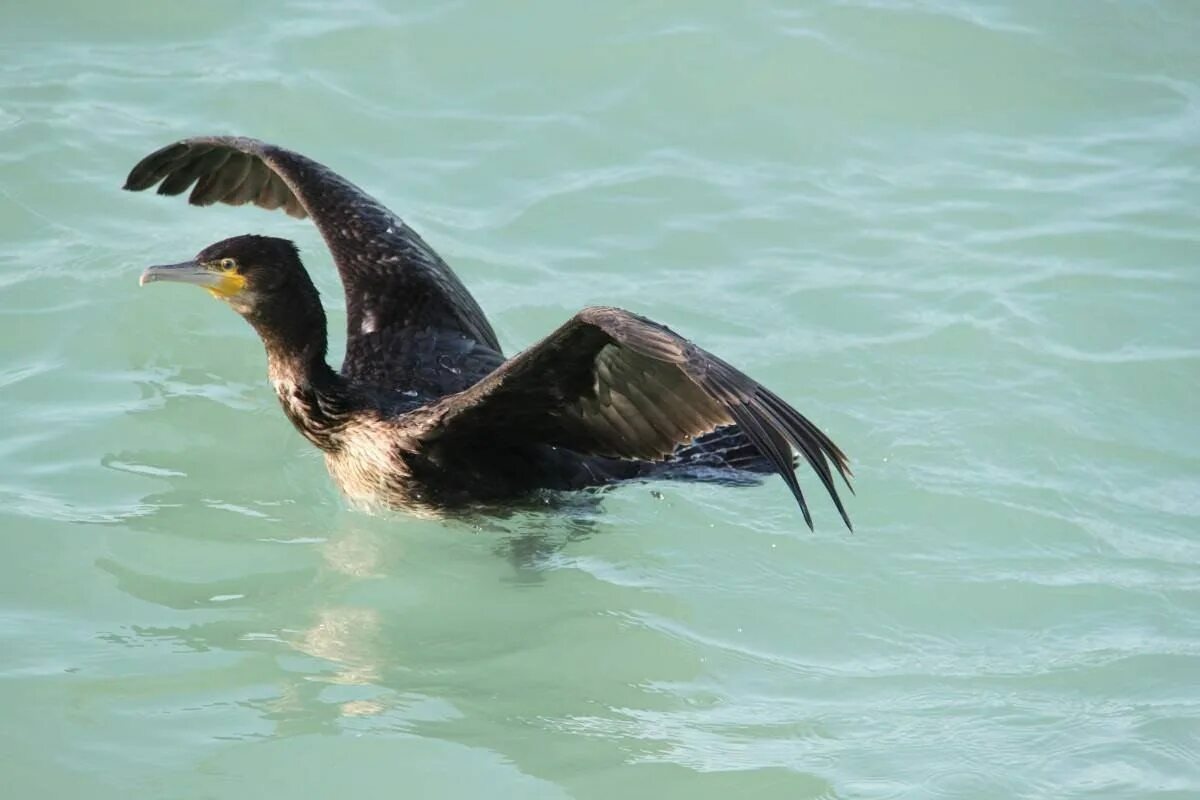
[158,147,230,196]
[621,378,691,444]
[256,171,290,212]
[124,136,502,376]
[424,306,852,529]
[125,143,191,190]
[228,160,270,206]
[189,153,251,206]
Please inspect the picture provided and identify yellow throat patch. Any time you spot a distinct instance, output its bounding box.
[207,271,246,299]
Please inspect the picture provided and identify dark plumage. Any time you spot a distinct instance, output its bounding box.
[127,136,853,528]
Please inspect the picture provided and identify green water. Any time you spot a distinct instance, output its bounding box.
[2,1,1198,797]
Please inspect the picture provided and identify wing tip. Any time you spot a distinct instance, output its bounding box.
[123,163,160,193]
[775,468,815,531]
[838,504,854,533]
[787,481,815,531]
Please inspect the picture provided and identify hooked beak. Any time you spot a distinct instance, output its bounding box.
[139,261,246,298]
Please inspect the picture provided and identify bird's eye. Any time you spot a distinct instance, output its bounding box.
[219,258,237,271]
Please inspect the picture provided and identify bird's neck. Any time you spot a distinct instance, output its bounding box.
[265,346,357,453]
[254,311,357,454]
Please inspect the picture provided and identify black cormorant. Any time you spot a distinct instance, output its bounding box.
[126,137,853,528]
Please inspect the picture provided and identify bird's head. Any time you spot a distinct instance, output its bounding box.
[140,234,327,359]
[139,234,312,316]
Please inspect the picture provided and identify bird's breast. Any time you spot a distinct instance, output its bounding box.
[322,421,413,509]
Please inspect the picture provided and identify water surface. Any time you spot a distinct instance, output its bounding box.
[2,1,1198,797]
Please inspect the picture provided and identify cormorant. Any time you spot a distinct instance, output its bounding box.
[126,137,853,529]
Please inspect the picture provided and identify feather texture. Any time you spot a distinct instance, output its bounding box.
[424,307,852,529]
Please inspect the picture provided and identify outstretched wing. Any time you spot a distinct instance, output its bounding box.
[123,136,502,379]
[423,307,853,529]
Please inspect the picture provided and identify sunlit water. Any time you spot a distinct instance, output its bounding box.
[2,2,1198,798]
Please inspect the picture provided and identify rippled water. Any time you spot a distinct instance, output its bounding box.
[2,2,1198,797]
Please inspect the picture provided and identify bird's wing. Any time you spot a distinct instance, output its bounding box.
[123,136,503,371]
[422,306,853,529]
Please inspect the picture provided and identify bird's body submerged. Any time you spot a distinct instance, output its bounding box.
[128,136,853,528]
